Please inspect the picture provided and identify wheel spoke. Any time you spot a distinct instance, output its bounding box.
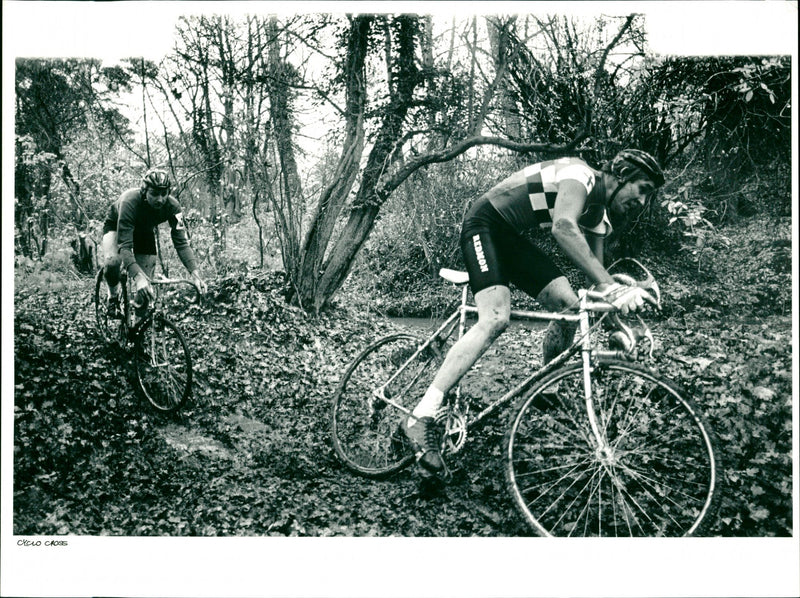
[557,463,605,536]
[507,361,718,537]
[135,316,191,412]
[331,334,449,478]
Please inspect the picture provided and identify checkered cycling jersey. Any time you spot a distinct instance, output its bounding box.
[486,157,612,237]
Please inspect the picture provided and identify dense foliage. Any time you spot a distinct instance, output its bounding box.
[11,10,793,540]
[13,211,792,536]
[14,12,791,310]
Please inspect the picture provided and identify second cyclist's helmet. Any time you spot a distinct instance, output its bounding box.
[609,149,665,187]
[141,169,171,194]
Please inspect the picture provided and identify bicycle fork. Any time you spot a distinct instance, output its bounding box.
[577,293,616,464]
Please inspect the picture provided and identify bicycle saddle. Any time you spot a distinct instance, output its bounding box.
[439,268,470,285]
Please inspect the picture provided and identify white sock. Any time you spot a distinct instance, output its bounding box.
[411,387,445,421]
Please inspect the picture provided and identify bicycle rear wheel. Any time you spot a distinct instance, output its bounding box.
[505,360,719,537]
[94,268,124,344]
[133,314,192,412]
[331,333,447,478]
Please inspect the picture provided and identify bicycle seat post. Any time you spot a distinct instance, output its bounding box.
[458,281,470,340]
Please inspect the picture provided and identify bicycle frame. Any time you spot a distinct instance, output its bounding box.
[117,272,200,343]
[332,261,718,536]
[375,278,624,448]
[116,272,155,343]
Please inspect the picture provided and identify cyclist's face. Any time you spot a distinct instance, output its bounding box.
[610,178,656,216]
[146,187,169,208]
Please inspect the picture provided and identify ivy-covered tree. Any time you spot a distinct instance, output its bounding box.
[14,58,131,259]
[290,14,637,312]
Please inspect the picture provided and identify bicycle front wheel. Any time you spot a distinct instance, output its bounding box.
[134,314,192,412]
[331,333,446,478]
[505,360,719,537]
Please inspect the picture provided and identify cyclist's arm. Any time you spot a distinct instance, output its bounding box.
[584,231,606,287]
[551,180,614,286]
[166,202,206,293]
[585,231,604,264]
[117,195,146,280]
[167,206,198,275]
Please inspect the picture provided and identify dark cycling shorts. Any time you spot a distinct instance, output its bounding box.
[460,197,564,298]
[102,204,157,255]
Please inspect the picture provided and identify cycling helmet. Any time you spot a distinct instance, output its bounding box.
[141,169,171,193]
[609,149,665,187]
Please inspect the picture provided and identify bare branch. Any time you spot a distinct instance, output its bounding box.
[376,15,635,201]
[377,134,586,200]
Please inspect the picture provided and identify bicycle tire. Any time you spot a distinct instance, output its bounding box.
[94,268,124,345]
[504,359,720,537]
[331,333,446,478]
[133,314,192,412]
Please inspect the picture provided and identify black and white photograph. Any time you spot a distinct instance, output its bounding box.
[2,1,797,597]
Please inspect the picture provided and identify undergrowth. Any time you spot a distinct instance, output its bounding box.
[11,212,794,537]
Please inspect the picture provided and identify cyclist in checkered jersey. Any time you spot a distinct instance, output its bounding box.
[402,149,665,478]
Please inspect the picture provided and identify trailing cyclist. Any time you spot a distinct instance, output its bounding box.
[401,149,666,479]
[102,168,207,316]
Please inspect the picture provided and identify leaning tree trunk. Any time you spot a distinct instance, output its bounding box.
[292,15,371,309]
[297,15,420,312]
[312,204,380,311]
[292,134,363,309]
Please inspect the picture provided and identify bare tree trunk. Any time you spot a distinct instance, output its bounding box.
[488,17,521,137]
[467,18,477,126]
[139,59,152,166]
[196,36,226,259]
[40,196,51,257]
[267,16,304,276]
[298,15,420,311]
[252,189,265,268]
[241,15,269,270]
[293,15,372,308]
[313,204,379,311]
[217,17,240,221]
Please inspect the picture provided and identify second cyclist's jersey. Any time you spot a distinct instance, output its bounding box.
[484,157,611,237]
[105,188,197,278]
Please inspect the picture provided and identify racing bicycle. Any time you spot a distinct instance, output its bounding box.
[94,268,199,413]
[330,259,720,537]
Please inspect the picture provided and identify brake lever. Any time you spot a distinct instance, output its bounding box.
[608,313,656,359]
[609,258,661,309]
